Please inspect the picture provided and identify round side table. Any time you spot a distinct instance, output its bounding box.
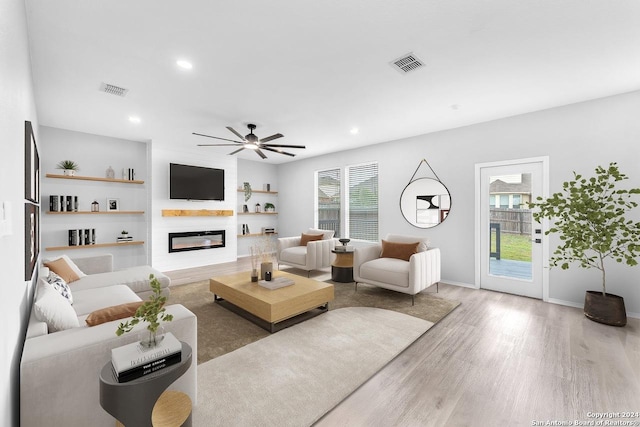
[331,249,354,282]
[99,341,193,427]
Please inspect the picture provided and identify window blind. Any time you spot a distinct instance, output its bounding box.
[347,162,378,241]
[316,168,341,237]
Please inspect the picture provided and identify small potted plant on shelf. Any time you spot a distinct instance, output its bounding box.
[530,162,640,326]
[116,274,173,347]
[264,202,275,213]
[56,160,79,176]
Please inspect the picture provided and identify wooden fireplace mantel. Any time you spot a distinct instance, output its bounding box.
[161,209,234,217]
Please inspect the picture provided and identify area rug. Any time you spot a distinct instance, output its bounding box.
[193,307,431,427]
[167,279,460,364]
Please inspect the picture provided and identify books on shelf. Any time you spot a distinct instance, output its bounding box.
[68,228,96,246]
[117,236,133,242]
[49,195,78,212]
[258,277,295,290]
[111,332,182,383]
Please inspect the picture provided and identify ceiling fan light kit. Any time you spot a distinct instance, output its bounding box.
[194,123,306,159]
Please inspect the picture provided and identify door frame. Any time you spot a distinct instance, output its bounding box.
[474,156,550,301]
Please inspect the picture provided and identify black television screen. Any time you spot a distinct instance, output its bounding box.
[169,163,225,201]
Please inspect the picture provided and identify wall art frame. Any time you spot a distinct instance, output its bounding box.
[24,203,39,280]
[24,121,40,203]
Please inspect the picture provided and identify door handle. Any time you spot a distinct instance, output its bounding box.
[531,238,542,244]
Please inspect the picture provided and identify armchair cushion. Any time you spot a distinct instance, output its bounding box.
[300,233,324,246]
[280,245,308,265]
[380,240,420,261]
[359,257,410,288]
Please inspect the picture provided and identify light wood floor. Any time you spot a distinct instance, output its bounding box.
[165,261,640,427]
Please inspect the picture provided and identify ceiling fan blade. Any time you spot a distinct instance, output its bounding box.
[226,127,246,141]
[261,143,306,149]
[193,132,243,144]
[259,133,283,143]
[255,148,267,159]
[262,147,296,157]
[198,143,244,147]
[229,147,245,155]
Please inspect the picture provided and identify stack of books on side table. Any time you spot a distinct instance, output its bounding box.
[111,332,182,383]
[258,277,295,290]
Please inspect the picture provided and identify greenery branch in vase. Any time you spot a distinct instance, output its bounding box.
[116,274,173,347]
[56,160,79,176]
[530,162,640,326]
[243,182,252,202]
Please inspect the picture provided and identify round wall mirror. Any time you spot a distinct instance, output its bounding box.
[400,178,452,228]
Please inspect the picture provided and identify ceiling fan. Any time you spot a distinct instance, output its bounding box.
[193,124,306,159]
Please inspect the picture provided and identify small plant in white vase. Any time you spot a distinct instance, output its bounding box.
[56,160,79,176]
[116,274,173,347]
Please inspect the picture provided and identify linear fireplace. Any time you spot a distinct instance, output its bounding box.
[168,230,226,253]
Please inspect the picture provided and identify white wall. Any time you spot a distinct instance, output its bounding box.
[0,0,39,425]
[278,90,640,315]
[237,159,279,257]
[39,126,149,269]
[151,146,237,271]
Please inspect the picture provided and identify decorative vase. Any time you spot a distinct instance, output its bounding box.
[260,262,272,280]
[584,291,627,327]
[139,326,165,348]
[251,269,259,282]
[63,169,76,176]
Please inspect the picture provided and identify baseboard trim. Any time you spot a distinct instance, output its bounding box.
[440,280,477,289]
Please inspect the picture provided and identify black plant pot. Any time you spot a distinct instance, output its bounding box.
[583,290,627,327]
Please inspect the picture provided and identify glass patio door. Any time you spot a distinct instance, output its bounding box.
[477,158,548,299]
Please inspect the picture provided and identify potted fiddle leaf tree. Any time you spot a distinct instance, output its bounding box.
[530,162,640,326]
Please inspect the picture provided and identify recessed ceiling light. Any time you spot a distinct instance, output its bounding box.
[176,60,193,70]
[128,116,141,123]
[350,127,359,135]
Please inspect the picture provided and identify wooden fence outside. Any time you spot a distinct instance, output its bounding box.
[490,208,531,235]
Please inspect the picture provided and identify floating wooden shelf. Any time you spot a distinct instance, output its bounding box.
[238,212,278,215]
[46,210,145,215]
[45,241,145,251]
[161,209,234,217]
[237,189,278,195]
[46,173,144,184]
[238,233,278,238]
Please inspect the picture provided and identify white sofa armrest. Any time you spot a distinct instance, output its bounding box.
[71,254,114,275]
[408,247,441,294]
[277,236,302,260]
[353,244,382,282]
[306,238,337,269]
[21,304,197,427]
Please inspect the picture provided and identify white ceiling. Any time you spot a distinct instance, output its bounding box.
[25,0,640,164]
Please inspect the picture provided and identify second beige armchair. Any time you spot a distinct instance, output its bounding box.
[277,228,337,276]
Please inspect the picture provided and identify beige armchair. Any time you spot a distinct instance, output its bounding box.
[353,234,441,305]
[277,228,337,276]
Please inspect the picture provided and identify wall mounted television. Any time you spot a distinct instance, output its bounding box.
[169,163,225,201]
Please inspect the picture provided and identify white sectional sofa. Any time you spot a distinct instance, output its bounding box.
[20,254,197,427]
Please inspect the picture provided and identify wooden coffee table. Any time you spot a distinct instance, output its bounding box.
[209,271,334,332]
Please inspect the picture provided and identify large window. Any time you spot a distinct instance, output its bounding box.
[347,162,378,241]
[316,168,341,237]
[315,163,378,241]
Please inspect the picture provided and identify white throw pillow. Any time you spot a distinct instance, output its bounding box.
[43,254,87,278]
[33,280,79,332]
[45,271,73,305]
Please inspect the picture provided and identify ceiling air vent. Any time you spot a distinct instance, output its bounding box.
[390,53,425,74]
[99,82,129,97]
